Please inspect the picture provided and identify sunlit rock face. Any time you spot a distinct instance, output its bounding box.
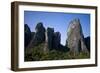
[66,18,88,54]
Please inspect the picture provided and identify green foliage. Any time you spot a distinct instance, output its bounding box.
[25,44,90,61]
[76,52,90,59]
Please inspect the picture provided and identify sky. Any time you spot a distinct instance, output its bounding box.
[24,11,90,45]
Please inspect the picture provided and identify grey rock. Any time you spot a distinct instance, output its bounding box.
[27,22,46,48]
[66,18,88,54]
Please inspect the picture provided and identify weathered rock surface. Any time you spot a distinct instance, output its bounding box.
[26,23,68,52]
[27,22,46,48]
[66,18,88,54]
[25,19,88,55]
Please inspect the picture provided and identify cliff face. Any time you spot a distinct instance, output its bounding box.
[25,18,89,54]
[24,18,90,61]
[66,18,88,55]
[24,24,32,48]
[45,28,61,50]
[84,36,90,52]
[26,24,62,51]
[27,22,46,48]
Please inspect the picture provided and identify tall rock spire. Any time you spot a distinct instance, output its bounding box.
[27,22,46,48]
[66,18,88,55]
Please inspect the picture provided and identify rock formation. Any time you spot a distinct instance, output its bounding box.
[25,22,68,52]
[25,19,89,55]
[84,36,90,52]
[66,18,88,55]
[25,19,90,61]
[45,27,61,50]
[53,32,61,49]
[45,27,54,50]
[26,23,62,52]
[24,24,32,48]
[27,22,46,48]
[34,22,46,44]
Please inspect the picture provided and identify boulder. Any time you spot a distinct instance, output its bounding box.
[66,18,88,55]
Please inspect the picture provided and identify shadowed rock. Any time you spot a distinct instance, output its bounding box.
[45,27,54,50]
[27,22,46,48]
[53,32,61,49]
[84,36,90,52]
[45,28,62,50]
[31,32,35,38]
[24,24,32,48]
[66,18,88,55]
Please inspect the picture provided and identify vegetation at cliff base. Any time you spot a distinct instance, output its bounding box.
[25,43,90,61]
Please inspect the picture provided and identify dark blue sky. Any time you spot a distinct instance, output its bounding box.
[24,11,90,45]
